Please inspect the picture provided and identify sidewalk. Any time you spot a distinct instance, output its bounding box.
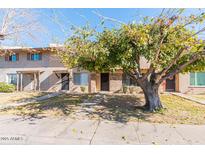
[171,92,205,105]
[0,115,205,144]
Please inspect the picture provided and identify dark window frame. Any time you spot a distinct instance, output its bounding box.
[5,53,19,62]
[27,52,42,61]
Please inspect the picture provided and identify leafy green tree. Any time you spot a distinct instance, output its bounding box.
[59,9,205,111]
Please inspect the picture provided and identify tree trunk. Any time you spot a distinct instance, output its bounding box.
[140,83,163,112]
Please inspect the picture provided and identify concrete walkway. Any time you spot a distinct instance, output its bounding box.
[171,92,205,105]
[0,92,62,110]
[0,115,205,144]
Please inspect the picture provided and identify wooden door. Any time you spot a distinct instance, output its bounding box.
[100,73,109,91]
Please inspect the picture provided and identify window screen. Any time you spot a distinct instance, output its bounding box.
[73,73,89,85]
[7,74,17,85]
[190,72,205,86]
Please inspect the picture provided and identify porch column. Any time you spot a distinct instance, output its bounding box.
[38,71,40,91]
[20,73,23,91]
[69,69,73,92]
[16,73,19,91]
[34,72,37,91]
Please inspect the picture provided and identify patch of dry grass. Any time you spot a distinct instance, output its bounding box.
[1,93,205,125]
[0,92,47,104]
[149,94,205,124]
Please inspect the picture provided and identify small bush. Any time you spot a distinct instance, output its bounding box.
[80,86,86,93]
[129,86,135,94]
[122,86,128,94]
[0,82,16,93]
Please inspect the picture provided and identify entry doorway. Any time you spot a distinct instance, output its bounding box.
[100,73,109,91]
[61,73,69,90]
[165,75,176,92]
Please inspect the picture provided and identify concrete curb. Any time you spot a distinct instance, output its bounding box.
[171,92,205,105]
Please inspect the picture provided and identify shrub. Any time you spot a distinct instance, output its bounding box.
[129,86,135,94]
[122,86,128,94]
[80,86,86,93]
[0,82,16,93]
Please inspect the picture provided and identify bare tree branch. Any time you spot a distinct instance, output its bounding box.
[0,9,43,47]
[92,10,125,25]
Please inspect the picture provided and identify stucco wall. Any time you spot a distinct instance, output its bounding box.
[89,73,97,93]
[22,74,35,91]
[92,72,123,93]
[40,69,62,91]
[0,67,67,91]
[109,72,123,92]
[0,50,67,91]
[0,51,64,69]
[2,50,204,94]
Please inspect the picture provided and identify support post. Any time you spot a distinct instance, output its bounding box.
[20,73,23,91]
[38,71,40,91]
[16,73,19,91]
[69,69,73,92]
[34,73,37,91]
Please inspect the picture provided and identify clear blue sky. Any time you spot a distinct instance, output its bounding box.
[35,8,162,47]
[0,8,203,47]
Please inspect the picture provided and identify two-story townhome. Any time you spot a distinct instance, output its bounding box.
[0,46,205,94]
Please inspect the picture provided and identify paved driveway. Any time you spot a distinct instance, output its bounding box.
[0,115,205,145]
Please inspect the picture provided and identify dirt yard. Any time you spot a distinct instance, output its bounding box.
[0,92,47,105]
[1,93,205,125]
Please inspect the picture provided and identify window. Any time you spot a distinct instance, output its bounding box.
[7,74,17,85]
[5,54,19,62]
[73,73,89,85]
[190,72,205,86]
[27,53,42,61]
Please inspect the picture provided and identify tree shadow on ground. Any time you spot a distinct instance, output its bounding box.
[81,93,152,123]
[0,94,90,121]
[0,93,153,123]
